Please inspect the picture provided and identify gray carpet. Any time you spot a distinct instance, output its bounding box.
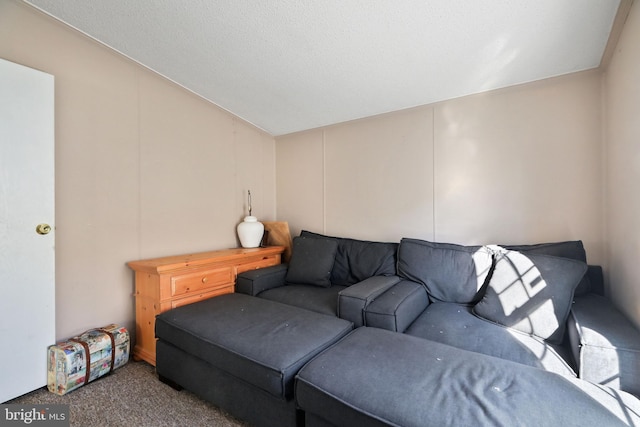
[8,361,248,426]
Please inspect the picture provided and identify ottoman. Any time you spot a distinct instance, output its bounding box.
[155,293,353,427]
[295,327,640,427]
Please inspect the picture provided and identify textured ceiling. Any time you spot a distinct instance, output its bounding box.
[25,0,621,136]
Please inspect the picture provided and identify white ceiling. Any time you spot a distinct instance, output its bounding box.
[24,0,622,136]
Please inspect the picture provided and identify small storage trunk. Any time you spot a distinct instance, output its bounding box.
[47,324,130,395]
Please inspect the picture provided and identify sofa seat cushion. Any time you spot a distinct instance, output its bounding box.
[155,293,353,399]
[405,302,576,377]
[259,284,347,316]
[295,327,640,427]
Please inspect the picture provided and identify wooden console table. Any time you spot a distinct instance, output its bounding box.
[128,246,285,365]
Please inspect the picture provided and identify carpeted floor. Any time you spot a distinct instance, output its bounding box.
[8,361,248,426]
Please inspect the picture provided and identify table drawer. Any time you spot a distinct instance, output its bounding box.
[171,286,233,309]
[171,267,233,296]
[236,256,280,275]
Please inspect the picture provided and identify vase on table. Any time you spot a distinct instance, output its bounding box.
[237,190,264,248]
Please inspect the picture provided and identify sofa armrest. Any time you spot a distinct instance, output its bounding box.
[567,293,640,395]
[337,276,401,327]
[364,280,429,332]
[235,263,288,296]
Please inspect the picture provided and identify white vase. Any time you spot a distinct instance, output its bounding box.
[237,216,264,248]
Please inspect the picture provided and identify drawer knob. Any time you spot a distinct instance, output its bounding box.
[201,276,208,284]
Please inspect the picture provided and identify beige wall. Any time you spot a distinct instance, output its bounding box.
[278,71,604,265]
[0,1,276,340]
[604,0,640,328]
[434,72,603,257]
[277,108,435,243]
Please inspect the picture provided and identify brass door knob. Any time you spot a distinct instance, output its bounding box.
[36,224,51,235]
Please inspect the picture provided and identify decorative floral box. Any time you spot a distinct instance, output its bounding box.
[47,324,129,395]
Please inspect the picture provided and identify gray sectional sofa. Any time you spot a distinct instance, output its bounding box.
[155,231,640,426]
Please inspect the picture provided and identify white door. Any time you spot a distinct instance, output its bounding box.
[0,58,55,402]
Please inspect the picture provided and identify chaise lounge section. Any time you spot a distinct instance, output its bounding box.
[155,293,353,427]
[296,327,640,427]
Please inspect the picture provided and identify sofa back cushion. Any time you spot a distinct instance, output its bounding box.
[285,236,338,288]
[500,240,591,295]
[300,230,397,286]
[473,249,587,343]
[397,238,493,304]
